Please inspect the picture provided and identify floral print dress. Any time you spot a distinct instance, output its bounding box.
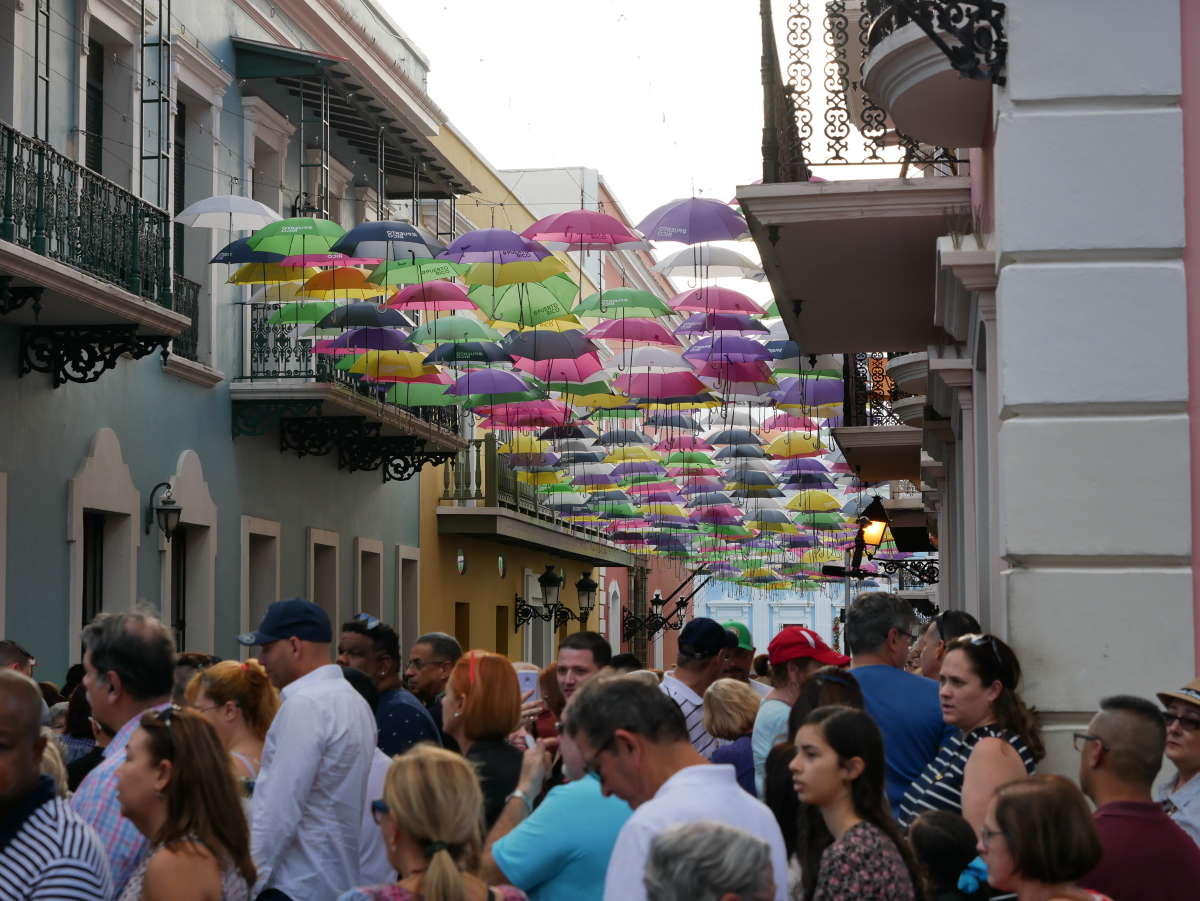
[812,821,915,901]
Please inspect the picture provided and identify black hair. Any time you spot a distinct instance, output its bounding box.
[342,618,401,660]
[558,631,613,668]
[946,634,1044,762]
[1098,694,1168,787]
[609,652,643,672]
[81,613,175,701]
[787,666,864,739]
[762,742,801,859]
[413,632,463,663]
[933,610,981,643]
[909,811,982,898]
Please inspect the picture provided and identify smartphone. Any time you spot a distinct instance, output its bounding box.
[523,732,537,750]
[517,669,541,702]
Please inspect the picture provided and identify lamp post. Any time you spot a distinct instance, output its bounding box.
[145,482,182,542]
[513,565,597,632]
[575,570,599,626]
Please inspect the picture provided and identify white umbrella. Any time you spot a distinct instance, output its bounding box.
[653,245,766,281]
[607,346,693,373]
[175,194,282,229]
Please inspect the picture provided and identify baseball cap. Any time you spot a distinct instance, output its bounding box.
[768,625,849,667]
[678,617,740,658]
[238,598,332,646]
[1157,677,1200,711]
[721,621,754,653]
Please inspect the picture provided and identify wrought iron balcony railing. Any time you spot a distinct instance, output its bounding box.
[842,352,904,427]
[0,120,173,306]
[441,434,625,550]
[864,0,1007,83]
[171,275,201,362]
[240,301,460,435]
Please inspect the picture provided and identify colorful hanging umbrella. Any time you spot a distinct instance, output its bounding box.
[312,327,415,355]
[387,281,476,311]
[586,318,680,347]
[265,302,336,325]
[228,262,318,285]
[468,279,576,325]
[177,193,282,230]
[422,341,511,365]
[330,220,443,262]
[574,288,673,319]
[682,336,772,363]
[502,330,597,361]
[513,354,604,384]
[786,490,844,513]
[613,371,707,398]
[348,351,439,382]
[300,268,385,300]
[652,244,764,279]
[246,217,345,255]
[211,236,284,265]
[677,312,769,335]
[249,282,309,304]
[409,315,502,344]
[369,259,470,288]
[314,304,411,329]
[462,258,567,287]
[446,369,533,397]
[671,286,763,315]
[383,382,457,406]
[522,210,645,251]
[440,229,554,263]
[636,197,749,244]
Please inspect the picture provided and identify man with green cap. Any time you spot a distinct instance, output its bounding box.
[721,621,770,699]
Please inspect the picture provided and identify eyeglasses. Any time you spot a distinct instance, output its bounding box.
[1163,711,1200,732]
[407,658,449,670]
[1073,732,1109,752]
[979,824,1004,847]
[370,799,390,824]
[354,612,383,632]
[895,627,919,644]
[582,734,617,778]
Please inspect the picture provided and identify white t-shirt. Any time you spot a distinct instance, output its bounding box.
[660,674,723,758]
[602,763,788,901]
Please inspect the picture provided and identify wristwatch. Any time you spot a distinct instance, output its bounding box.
[505,788,533,813]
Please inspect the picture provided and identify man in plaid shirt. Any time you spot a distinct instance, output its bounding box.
[70,612,175,896]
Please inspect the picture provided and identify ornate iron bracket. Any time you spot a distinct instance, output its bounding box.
[383,450,455,483]
[18,325,170,387]
[0,277,44,317]
[878,558,941,584]
[279,416,380,458]
[892,0,1007,84]
[514,593,581,632]
[231,399,324,437]
[338,434,456,482]
[622,598,689,643]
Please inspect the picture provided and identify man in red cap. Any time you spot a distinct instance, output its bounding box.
[751,625,848,794]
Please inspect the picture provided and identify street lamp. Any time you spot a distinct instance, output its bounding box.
[575,570,599,625]
[859,496,890,559]
[145,482,182,542]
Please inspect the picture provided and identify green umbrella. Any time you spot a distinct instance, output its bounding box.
[266,302,336,325]
[469,277,578,325]
[409,315,501,344]
[369,259,469,287]
[664,451,715,466]
[246,217,345,255]
[589,408,642,420]
[383,382,458,406]
[575,288,673,319]
[764,299,779,316]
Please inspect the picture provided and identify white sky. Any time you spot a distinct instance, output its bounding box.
[389,0,769,225]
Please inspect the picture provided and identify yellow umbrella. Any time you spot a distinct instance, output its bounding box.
[249,282,309,303]
[299,268,385,300]
[347,351,437,380]
[638,399,720,411]
[604,446,659,464]
[463,257,567,286]
[498,436,552,455]
[800,548,843,565]
[777,400,842,418]
[227,262,318,285]
[490,314,584,332]
[765,432,827,458]
[638,503,687,518]
[747,520,799,534]
[517,471,566,486]
[786,490,843,513]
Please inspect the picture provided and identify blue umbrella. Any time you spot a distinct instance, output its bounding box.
[210,236,284,265]
[423,341,513,365]
[330,220,444,260]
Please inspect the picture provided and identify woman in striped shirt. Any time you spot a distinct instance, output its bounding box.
[898,634,1043,835]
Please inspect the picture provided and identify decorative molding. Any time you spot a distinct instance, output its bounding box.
[19,326,171,388]
[163,354,224,388]
[738,176,972,226]
[158,451,219,652]
[173,33,233,100]
[241,96,296,142]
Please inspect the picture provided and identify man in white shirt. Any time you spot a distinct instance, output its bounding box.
[565,674,788,901]
[659,618,739,758]
[239,598,377,901]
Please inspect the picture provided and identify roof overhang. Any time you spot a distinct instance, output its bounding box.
[437,506,638,568]
[737,176,972,353]
[831,424,922,482]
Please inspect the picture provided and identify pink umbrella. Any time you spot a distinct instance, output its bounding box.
[613,371,707,398]
[763,412,822,431]
[521,210,645,251]
[360,371,452,385]
[671,286,763,315]
[694,360,775,383]
[585,318,680,347]
[512,354,605,382]
[386,281,476,311]
[654,435,715,451]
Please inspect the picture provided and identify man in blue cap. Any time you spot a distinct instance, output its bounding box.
[660,617,739,758]
[239,599,377,901]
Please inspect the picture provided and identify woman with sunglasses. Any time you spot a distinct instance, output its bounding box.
[789,705,923,901]
[339,744,527,901]
[898,634,1042,834]
[978,775,1112,901]
[114,707,255,900]
[1154,676,1200,844]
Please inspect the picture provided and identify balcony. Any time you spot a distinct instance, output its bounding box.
[832,352,922,482]
[862,1,1006,150]
[230,302,466,480]
[0,120,192,386]
[438,434,637,568]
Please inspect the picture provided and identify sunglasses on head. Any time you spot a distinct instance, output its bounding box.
[354,612,383,632]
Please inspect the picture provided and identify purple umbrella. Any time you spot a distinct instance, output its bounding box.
[775,458,830,473]
[771,376,844,407]
[677,312,769,335]
[636,197,750,244]
[682,335,772,363]
[445,368,532,397]
[313,327,415,354]
[440,228,554,264]
[611,461,667,478]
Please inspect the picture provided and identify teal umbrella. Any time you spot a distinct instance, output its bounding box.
[575,287,673,318]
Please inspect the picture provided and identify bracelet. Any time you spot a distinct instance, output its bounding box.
[505,789,533,813]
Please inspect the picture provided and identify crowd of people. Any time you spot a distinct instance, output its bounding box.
[2,589,1200,901]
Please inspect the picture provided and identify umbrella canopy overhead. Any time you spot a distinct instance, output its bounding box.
[522,210,645,251]
[636,197,750,244]
[247,217,345,255]
[652,244,765,279]
[330,220,442,261]
[176,194,282,230]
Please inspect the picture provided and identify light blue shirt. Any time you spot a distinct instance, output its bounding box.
[493,774,631,901]
[752,698,790,797]
[1155,770,1200,847]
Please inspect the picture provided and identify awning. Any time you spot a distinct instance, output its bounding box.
[231,37,476,198]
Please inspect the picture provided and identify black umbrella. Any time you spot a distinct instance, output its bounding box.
[502,329,597,361]
[539,424,598,440]
[707,428,762,446]
[423,341,512,365]
[315,303,412,329]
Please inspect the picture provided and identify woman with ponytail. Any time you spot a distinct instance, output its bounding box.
[186,659,279,791]
[898,634,1042,834]
[338,744,528,901]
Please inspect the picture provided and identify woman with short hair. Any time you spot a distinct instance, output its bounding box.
[705,678,762,795]
[979,774,1112,901]
[339,745,527,901]
[644,821,775,901]
[899,634,1042,833]
[442,651,523,828]
[114,707,254,900]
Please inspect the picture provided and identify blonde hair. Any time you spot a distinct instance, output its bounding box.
[186,659,279,741]
[40,728,68,797]
[622,669,662,689]
[703,678,761,740]
[383,745,485,901]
